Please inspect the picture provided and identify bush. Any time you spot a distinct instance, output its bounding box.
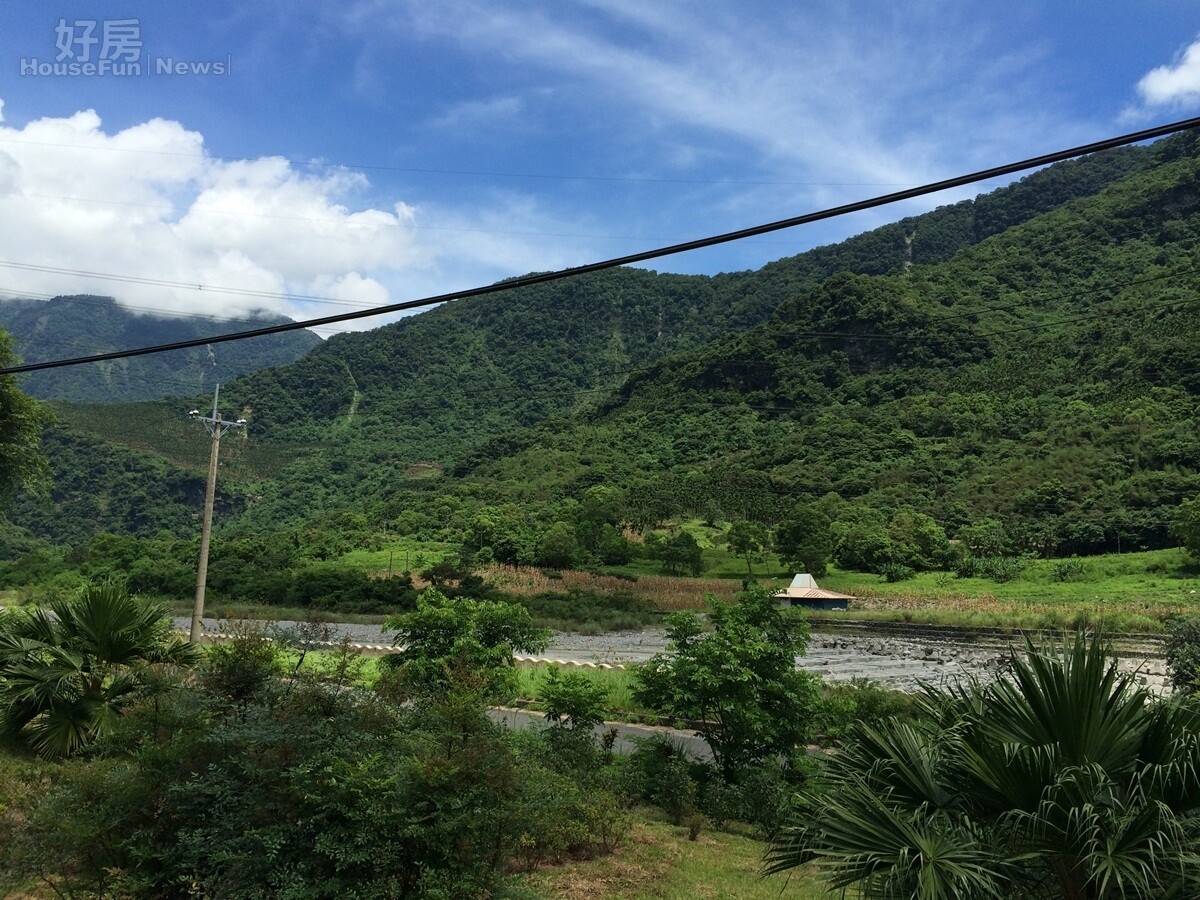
[199,622,285,702]
[1050,557,1086,582]
[977,555,1025,582]
[958,554,1024,582]
[540,667,608,730]
[879,562,915,583]
[814,678,916,743]
[1165,614,1200,693]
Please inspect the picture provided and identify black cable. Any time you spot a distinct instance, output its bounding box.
[5,114,1200,377]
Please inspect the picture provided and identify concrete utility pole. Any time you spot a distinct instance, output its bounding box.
[188,385,247,643]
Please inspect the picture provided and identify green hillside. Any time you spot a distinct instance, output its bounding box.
[462,140,1200,557]
[4,132,1199,571]
[0,295,322,403]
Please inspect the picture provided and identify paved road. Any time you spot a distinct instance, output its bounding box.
[488,707,713,762]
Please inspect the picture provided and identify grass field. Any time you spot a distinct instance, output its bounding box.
[513,663,647,718]
[339,537,457,575]
[522,814,832,899]
[805,548,1200,632]
[497,547,1200,634]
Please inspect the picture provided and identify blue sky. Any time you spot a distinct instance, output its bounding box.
[0,1,1198,334]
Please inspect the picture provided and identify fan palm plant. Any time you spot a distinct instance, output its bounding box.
[0,583,199,757]
[766,634,1200,898]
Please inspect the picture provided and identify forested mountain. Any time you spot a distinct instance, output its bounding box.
[460,132,1200,556]
[5,131,1199,555]
[0,295,322,403]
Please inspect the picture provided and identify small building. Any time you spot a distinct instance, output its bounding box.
[773,573,854,611]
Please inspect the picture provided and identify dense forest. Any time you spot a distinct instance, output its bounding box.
[0,295,321,403]
[5,131,1200,586]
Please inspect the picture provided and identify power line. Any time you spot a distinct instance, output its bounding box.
[0,135,929,188]
[5,112,1200,379]
[0,188,814,245]
[0,261,385,309]
[32,267,1200,417]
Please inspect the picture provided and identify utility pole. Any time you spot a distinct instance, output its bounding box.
[187,385,247,643]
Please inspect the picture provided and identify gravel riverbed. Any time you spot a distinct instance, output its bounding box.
[177,617,1170,692]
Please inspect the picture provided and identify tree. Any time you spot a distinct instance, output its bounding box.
[659,531,703,576]
[774,504,833,575]
[381,587,549,702]
[0,328,50,501]
[0,583,199,757]
[887,509,950,570]
[727,519,768,577]
[540,667,608,730]
[958,517,1011,558]
[1170,497,1200,559]
[832,520,895,573]
[633,586,820,781]
[576,484,625,555]
[767,634,1200,898]
[537,521,579,569]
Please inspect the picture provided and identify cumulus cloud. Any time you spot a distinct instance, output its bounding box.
[0,103,591,333]
[1136,38,1200,109]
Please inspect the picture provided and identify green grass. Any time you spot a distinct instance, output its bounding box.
[162,542,1200,635]
[338,536,456,574]
[802,547,1200,632]
[522,812,832,899]
[600,518,792,582]
[513,663,648,718]
[166,599,388,625]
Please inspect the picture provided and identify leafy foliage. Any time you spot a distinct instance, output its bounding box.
[1165,614,1200,694]
[768,634,1200,898]
[8,133,1200,579]
[540,666,609,730]
[0,583,198,756]
[381,588,550,702]
[633,585,820,780]
[0,326,50,502]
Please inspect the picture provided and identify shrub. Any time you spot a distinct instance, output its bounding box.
[1165,614,1200,693]
[1050,557,1086,582]
[814,678,916,743]
[879,562,915,583]
[199,621,284,702]
[977,555,1025,582]
[540,667,608,730]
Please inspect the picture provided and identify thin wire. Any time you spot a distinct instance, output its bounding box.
[21,267,1200,410]
[0,188,809,245]
[5,114,1200,377]
[0,136,926,188]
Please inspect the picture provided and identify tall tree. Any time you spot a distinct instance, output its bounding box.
[727,519,768,577]
[0,328,50,501]
[634,586,819,781]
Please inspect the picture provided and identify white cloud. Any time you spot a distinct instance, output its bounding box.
[1133,37,1200,110]
[0,103,594,333]
[429,95,526,130]
[349,0,1080,211]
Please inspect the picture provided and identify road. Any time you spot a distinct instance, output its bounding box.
[488,707,713,761]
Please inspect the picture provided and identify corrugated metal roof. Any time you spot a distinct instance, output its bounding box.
[774,573,856,601]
